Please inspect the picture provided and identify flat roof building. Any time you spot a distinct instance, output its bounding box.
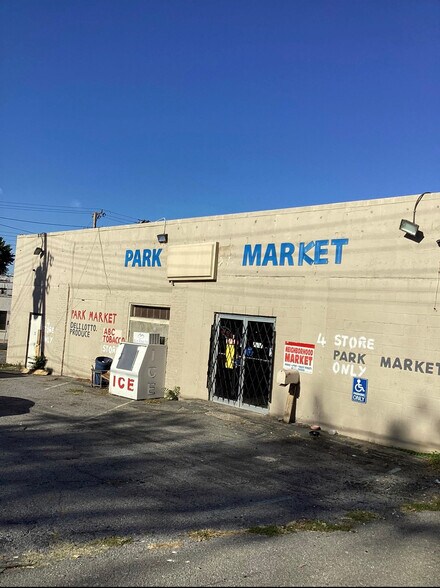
[0,275,12,343]
[8,192,440,452]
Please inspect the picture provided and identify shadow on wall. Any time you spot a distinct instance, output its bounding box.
[309,385,440,451]
[32,264,46,316]
[31,233,54,360]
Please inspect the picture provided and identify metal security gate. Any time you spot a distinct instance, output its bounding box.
[207,313,276,413]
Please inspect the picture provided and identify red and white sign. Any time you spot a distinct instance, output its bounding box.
[111,374,135,392]
[284,341,315,374]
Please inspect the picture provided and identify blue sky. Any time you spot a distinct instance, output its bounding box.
[0,0,439,256]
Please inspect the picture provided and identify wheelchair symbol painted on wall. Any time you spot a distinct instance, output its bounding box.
[352,377,368,403]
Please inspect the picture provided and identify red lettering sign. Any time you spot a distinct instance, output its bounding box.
[112,374,136,391]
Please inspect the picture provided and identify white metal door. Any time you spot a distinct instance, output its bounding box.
[26,313,42,368]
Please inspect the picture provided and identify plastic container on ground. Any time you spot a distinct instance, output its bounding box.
[93,356,113,386]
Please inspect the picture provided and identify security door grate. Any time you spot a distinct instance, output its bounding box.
[207,313,275,413]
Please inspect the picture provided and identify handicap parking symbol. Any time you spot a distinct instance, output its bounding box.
[352,377,368,403]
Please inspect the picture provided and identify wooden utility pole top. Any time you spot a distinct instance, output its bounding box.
[92,210,106,228]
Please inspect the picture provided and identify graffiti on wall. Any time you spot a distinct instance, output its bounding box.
[44,321,55,345]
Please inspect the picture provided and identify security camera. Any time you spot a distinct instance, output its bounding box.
[436,239,440,248]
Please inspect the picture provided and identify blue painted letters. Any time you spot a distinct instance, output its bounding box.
[242,238,349,266]
[125,248,162,267]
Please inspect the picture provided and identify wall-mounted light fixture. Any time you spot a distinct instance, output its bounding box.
[399,191,431,243]
[157,233,168,244]
[399,218,419,237]
[156,217,168,244]
[33,247,44,257]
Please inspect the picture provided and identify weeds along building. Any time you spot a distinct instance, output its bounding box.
[8,192,440,452]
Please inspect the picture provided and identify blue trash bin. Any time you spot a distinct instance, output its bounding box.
[94,356,113,386]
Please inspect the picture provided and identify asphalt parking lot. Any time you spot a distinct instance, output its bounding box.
[0,369,439,586]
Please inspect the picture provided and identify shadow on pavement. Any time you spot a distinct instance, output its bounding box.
[0,372,27,379]
[0,396,35,417]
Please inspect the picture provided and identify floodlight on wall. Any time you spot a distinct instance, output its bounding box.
[156,217,168,244]
[33,247,44,257]
[399,218,419,236]
[399,191,431,243]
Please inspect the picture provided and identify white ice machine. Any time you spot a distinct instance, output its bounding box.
[109,341,167,400]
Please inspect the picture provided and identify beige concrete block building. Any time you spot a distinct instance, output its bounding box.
[0,275,13,343]
[7,192,440,452]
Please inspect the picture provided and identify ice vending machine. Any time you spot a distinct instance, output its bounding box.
[109,341,167,400]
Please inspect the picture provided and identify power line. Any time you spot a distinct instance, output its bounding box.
[104,209,140,222]
[0,201,96,214]
[0,215,87,228]
[0,222,33,233]
[0,201,139,221]
[0,202,142,225]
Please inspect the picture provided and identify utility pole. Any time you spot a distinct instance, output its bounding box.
[92,210,106,228]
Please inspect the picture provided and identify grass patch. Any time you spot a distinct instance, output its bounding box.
[285,519,354,532]
[164,386,181,401]
[401,496,440,512]
[344,510,380,523]
[20,535,133,567]
[68,388,85,395]
[188,528,238,542]
[247,525,284,537]
[247,519,355,536]
[395,448,440,473]
[0,362,22,372]
[190,513,379,542]
[427,452,440,472]
[413,451,440,472]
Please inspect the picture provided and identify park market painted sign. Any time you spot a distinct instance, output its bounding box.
[123,238,349,269]
[242,238,349,266]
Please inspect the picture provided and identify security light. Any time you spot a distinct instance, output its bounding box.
[157,233,168,244]
[33,247,44,256]
[403,230,425,243]
[399,192,431,244]
[399,219,419,237]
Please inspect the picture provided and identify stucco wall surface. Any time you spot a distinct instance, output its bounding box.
[7,193,440,452]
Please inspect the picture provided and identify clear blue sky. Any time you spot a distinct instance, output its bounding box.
[1,0,439,256]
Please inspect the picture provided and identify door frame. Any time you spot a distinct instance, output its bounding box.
[26,312,43,368]
[208,312,276,414]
